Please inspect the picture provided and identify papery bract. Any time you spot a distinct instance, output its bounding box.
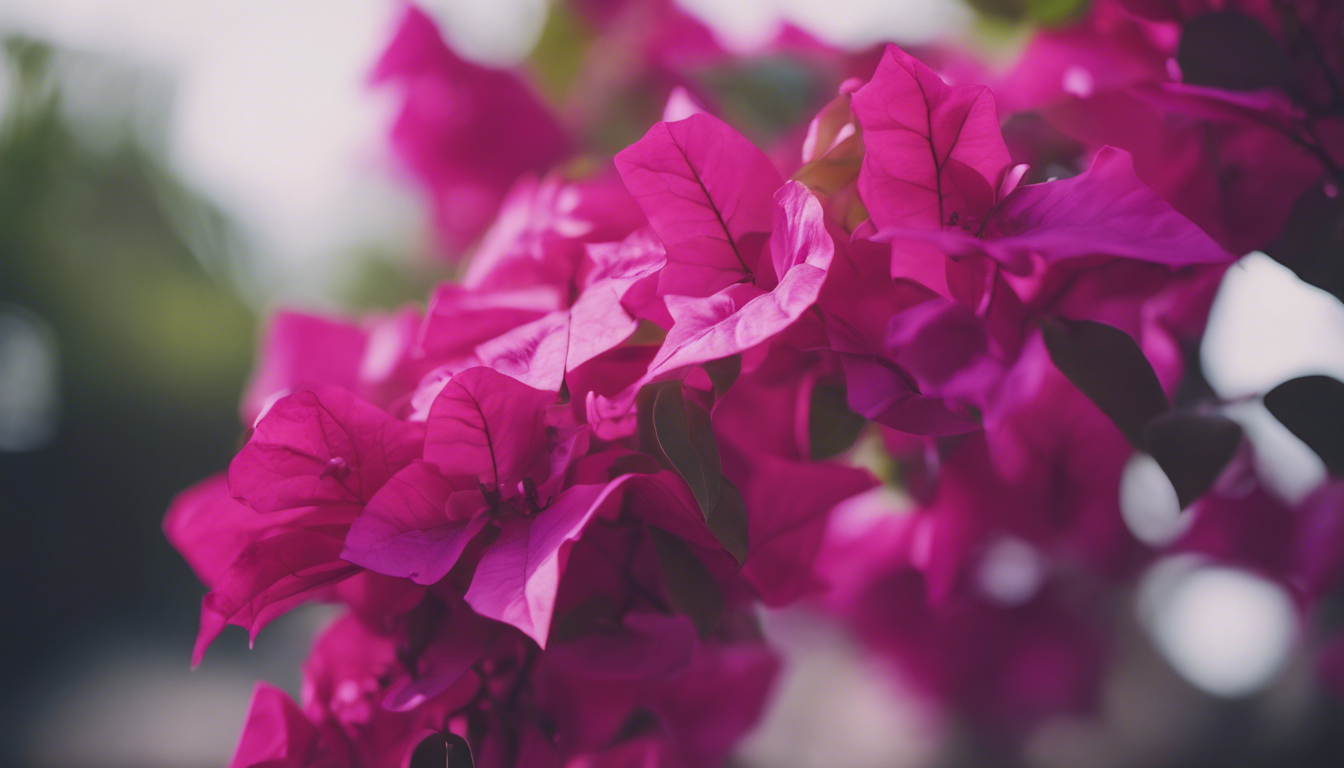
[816,232,983,434]
[346,366,744,646]
[853,44,1011,232]
[196,527,359,668]
[463,172,644,293]
[723,442,877,605]
[165,475,277,589]
[338,461,487,587]
[467,270,644,392]
[875,147,1232,275]
[375,6,571,250]
[229,683,329,768]
[416,283,565,362]
[615,113,783,297]
[641,182,835,382]
[241,312,367,424]
[191,387,424,665]
[462,477,636,645]
[424,367,567,493]
[168,15,1317,768]
[230,387,424,516]
[992,0,1336,255]
[1038,91,1324,255]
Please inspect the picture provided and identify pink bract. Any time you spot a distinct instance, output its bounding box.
[165,8,1342,764]
[376,6,571,252]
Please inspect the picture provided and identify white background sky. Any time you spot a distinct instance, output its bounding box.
[0,0,963,301]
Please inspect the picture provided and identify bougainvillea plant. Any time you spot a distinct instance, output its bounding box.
[166,1,1344,765]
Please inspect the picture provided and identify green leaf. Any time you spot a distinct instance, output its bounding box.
[1265,187,1344,306]
[1143,413,1243,509]
[702,355,741,403]
[409,732,474,768]
[965,0,1089,25]
[648,525,723,638]
[1043,318,1170,448]
[809,383,868,459]
[636,383,669,469]
[1044,318,1239,507]
[694,58,823,143]
[707,478,749,565]
[525,2,594,101]
[652,382,723,516]
[1264,375,1344,476]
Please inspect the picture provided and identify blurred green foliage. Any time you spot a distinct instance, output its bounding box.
[0,35,263,758]
[967,0,1091,26]
[0,36,255,405]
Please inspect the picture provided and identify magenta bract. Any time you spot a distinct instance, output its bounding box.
[164,5,1344,764]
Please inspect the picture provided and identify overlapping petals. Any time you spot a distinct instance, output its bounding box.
[162,6,1344,764]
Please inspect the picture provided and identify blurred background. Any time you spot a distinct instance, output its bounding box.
[2,1,1343,767]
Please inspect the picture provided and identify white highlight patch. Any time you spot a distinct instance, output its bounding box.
[0,305,60,453]
[977,537,1046,606]
[1120,452,1190,546]
[1142,562,1296,698]
[1203,253,1344,400]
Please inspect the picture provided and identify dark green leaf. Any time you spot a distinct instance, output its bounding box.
[636,383,671,470]
[1143,413,1243,508]
[999,112,1085,185]
[1178,12,1292,91]
[809,383,868,459]
[549,595,615,645]
[409,733,474,768]
[964,0,1088,24]
[445,734,474,768]
[1265,186,1344,305]
[702,355,741,403]
[608,451,663,479]
[653,383,722,516]
[706,478,749,565]
[694,57,823,142]
[648,525,723,637]
[1265,375,1344,475]
[1042,318,1171,448]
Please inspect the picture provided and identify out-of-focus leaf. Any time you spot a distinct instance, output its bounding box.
[652,383,722,516]
[999,112,1085,186]
[1045,319,1239,506]
[695,57,823,142]
[966,0,1089,25]
[1178,12,1292,91]
[409,732,475,768]
[1265,186,1344,305]
[1144,413,1243,508]
[702,355,741,403]
[809,383,868,459]
[648,526,723,637]
[636,383,668,469]
[1265,375,1344,475]
[526,2,593,101]
[1043,318,1170,448]
[706,478,748,565]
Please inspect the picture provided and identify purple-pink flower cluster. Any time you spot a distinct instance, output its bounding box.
[166,0,1344,764]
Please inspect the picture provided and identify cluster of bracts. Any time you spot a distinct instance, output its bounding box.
[165,1,1344,765]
